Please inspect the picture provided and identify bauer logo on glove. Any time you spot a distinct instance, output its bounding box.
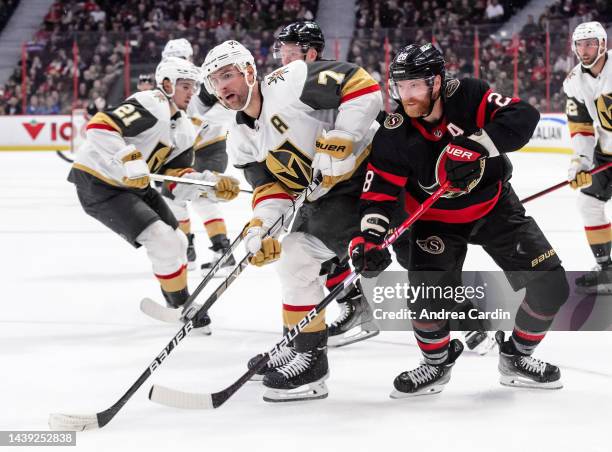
[435,138,488,196]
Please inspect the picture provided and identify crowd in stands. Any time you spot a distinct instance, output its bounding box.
[1,0,611,116]
[350,0,612,113]
[0,0,317,115]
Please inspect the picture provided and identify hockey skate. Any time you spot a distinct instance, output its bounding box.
[575,264,612,294]
[328,283,379,347]
[186,233,197,271]
[162,288,211,335]
[390,339,464,398]
[495,331,562,389]
[263,330,329,402]
[463,330,496,355]
[200,240,236,278]
[247,345,297,381]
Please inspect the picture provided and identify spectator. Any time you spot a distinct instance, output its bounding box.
[485,0,504,22]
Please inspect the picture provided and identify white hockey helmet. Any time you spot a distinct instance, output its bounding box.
[572,21,608,69]
[155,56,201,98]
[202,40,257,111]
[162,38,194,61]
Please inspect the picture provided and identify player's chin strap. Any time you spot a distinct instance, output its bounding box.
[237,71,257,112]
[580,42,607,69]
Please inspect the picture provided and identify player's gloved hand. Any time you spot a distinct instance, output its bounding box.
[436,135,488,194]
[202,171,241,201]
[242,218,281,267]
[568,155,593,189]
[114,144,150,189]
[309,130,356,201]
[349,212,392,277]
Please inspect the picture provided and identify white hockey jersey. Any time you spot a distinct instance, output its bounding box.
[73,89,196,186]
[563,51,612,158]
[188,98,235,152]
[226,59,382,227]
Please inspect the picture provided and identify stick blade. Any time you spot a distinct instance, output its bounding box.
[148,384,214,410]
[48,413,99,431]
[140,298,182,323]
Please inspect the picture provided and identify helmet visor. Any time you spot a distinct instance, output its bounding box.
[390,77,434,100]
[272,40,306,61]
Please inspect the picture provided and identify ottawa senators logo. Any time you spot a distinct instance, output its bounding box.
[596,92,612,132]
[265,140,312,190]
[384,113,403,129]
[416,236,445,255]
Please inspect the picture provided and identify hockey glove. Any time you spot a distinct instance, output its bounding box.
[349,212,392,277]
[436,135,488,194]
[171,170,241,202]
[568,155,593,189]
[310,130,357,200]
[243,218,281,267]
[114,144,150,189]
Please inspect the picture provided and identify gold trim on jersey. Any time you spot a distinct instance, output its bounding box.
[71,163,121,187]
[568,121,595,135]
[596,93,612,132]
[251,182,293,209]
[191,117,204,127]
[194,135,226,152]
[147,142,173,173]
[88,112,122,134]
[341,67,378,98]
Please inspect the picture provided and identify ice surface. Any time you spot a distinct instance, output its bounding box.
[0,151,610,451]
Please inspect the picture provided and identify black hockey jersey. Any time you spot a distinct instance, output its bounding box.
[361,78,540,223]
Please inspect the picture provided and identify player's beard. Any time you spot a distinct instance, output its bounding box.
[219,89,249,111]
[402,97,432,118]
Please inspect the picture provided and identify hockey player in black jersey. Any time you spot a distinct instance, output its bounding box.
[350,43,570,396]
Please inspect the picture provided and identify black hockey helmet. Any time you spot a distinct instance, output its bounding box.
[390,43,445,82]
[273,20,325,59]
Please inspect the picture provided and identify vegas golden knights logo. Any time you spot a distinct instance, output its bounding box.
[265,140,312,190]
[596,93,612,132]
[147,142,173,173]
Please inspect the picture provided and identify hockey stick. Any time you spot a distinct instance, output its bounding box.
[520,162,612,204]
[140,230,244,323]
[149,173,253,193]
[48,178,321,431]
[148,181,450,410]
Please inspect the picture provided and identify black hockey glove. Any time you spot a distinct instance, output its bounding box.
[436,135,488,194]
[349,212,392,278]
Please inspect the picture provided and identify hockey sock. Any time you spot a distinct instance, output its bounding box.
[584,223,612,266]
[511,266,569,355]
[178,219,191,235]
[204,218,227,242]
[283,304,326,334]
[413,321,450,365]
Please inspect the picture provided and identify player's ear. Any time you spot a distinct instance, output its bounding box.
[246,65,256,84]
[306,48,318,62]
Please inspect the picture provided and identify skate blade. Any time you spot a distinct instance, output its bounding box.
[249,373,264,382]
[263,375,329,403]
[328,328,379,348]
[499,375,563,390]
[389,385,445,399]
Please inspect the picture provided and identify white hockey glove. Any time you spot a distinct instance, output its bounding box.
[242,218,281,267]
[171,170,240,203]
[309,130,357,201]
[568,155,593,189]
[113,144,150,189]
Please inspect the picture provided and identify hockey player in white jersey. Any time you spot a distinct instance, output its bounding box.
[202,40,382,401]
[160,38,239,274]
[272,20,380,347]
[67,57,240,331]
[564,21,612,293]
